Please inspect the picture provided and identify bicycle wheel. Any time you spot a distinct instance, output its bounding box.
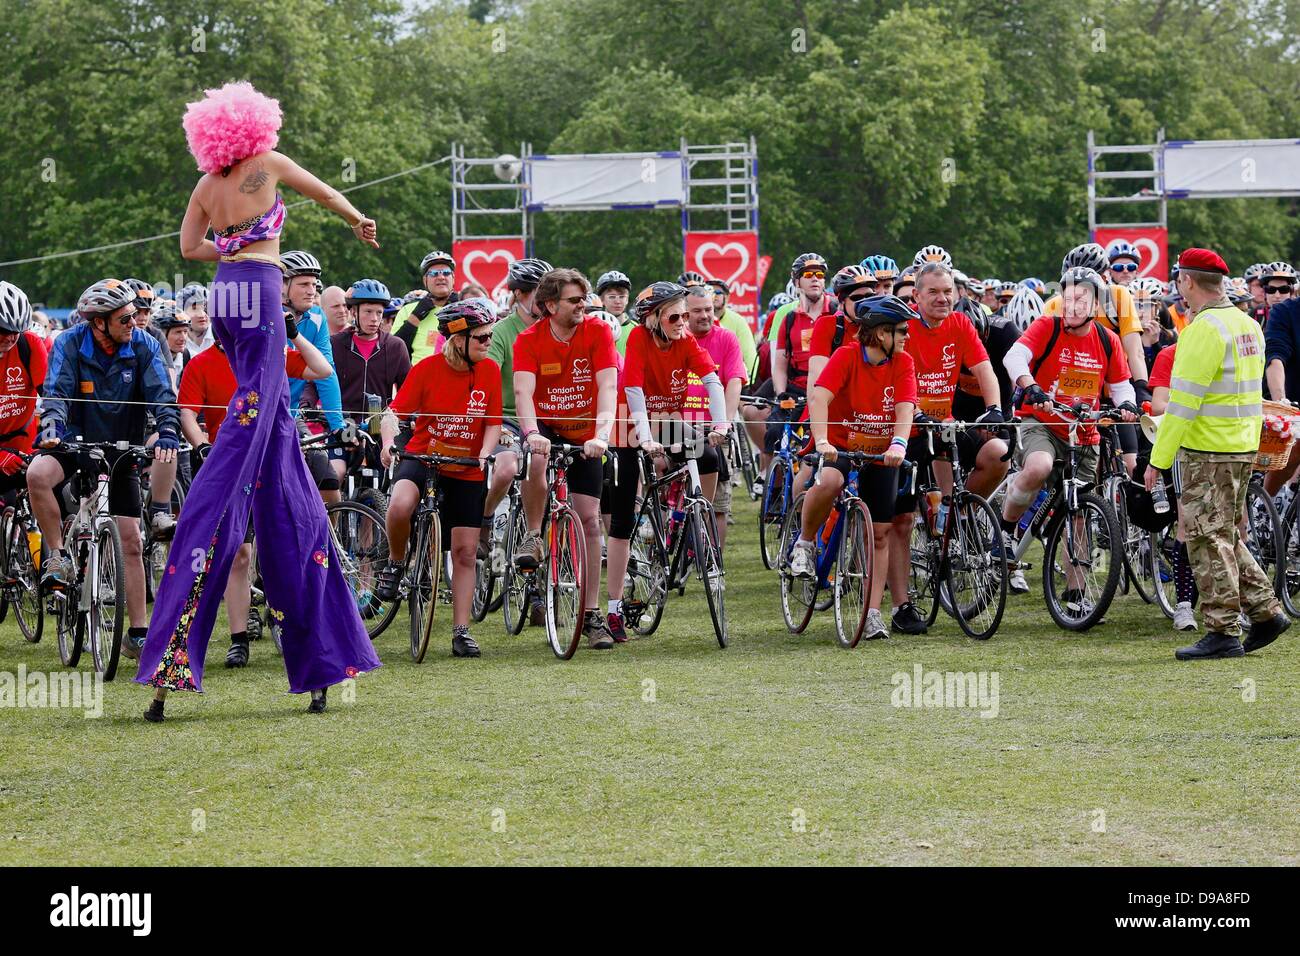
[736,428,761,501]
[1278,492,1300,618]
[832,498,872,649]
[0,506,12,623]
[7,516,44,644]
[353,485,388,520]
[54,541,83,667]
[1148,520,1179,620]
[759,457,789,570]
[909,518,942,626]
[627,508,669,636]
[1042,492,1121,631]
[544,508,585,659]
[501,500,530,636]
[778,492,817,634]
[141,484,184,604]
[471,514,498,624]
[688,500,728,648]
[407,516,441,663]
[1108,477,1156,604]
[89,519,125,680]
[326,500,398,640]
[944,493,1007,640]
[1244,481,1284,603]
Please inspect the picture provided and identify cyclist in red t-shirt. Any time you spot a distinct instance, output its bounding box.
[791,294,917,641]
[603,282,729,643]
[176,319,335,667]
[1000,267,1138,602]
[377,299,502,658]
[512,268,619,646]
[0,282,47,497]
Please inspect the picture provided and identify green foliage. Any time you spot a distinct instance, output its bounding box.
[1,0,1297,303]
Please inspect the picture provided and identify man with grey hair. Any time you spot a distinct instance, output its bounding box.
[321,285,351,335]
[889,261,1008,635]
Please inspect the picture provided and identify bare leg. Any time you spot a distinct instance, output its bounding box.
[117,515,147,629]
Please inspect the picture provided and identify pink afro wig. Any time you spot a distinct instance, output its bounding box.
[183,81,282,175]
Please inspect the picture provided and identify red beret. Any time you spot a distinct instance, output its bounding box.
[1177,247,1229,275]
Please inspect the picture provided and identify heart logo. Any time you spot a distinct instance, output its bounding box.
[573,358,590,376]
[883,385,894,403]
[670,369,686,388]
[1130,237,1162,277]
[694,242,751,290]
[941,344,955,362]
[461,249,518,298]
[470,389,486,405]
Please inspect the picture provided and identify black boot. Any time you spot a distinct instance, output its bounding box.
[1175,632,1244,661]
[1244,613,1290,653]
[308,688,327,713]
[225,633,250,668]
[144,699,165,723]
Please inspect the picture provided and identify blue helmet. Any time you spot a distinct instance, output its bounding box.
[1105,239,1139,263]
[860,255,900,282]
[383,297,404,318]
[1021,277,1046,295]
[346,278,392,305]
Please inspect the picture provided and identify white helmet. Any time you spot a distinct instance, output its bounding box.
[0,281,33,334]
[494,291,513,316]
[1006,286,1044,334]
[588,309,620,337]
[912,244,952,269]
[1130,277,1165,301]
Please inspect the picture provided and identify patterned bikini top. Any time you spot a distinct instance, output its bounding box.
[213,194,286,255]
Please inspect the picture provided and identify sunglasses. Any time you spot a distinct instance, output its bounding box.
[1265,284,1294,295]
[661,311,687,324]
[892,324,910,336]
[897,294,914,304]
[426,268,454,277]
[111,310,136,327]
[800,270,826,280]
[561,295,587,306]
[846,291,872,303]
[1110,262,1139,273]
[469,331,493,344]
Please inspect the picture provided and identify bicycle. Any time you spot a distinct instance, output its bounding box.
[41,439,182,680]
[621,442,728,648]
[728,413,761,502]
[0,449,46,645]
[531,443,593,660]
[996,401,1123,631]
[906,420,1008,640]
[776,450,902,648]
[742,394,807,570]
[1094,417,1156,604]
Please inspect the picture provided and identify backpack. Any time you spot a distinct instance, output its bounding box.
[1029,315,1114,381]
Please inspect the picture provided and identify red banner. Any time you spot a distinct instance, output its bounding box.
[452,238,526,300]
[1092,226,1169,282]
[683,231,761,332]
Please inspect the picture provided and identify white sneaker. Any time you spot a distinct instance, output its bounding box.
[1009,568,1029,594]
[864,608,887,640]
[1173,601,1198,632]
[150,510,176,537]
[789,543,815,579]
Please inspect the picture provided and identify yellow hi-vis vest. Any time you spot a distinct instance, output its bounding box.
[1150,304,1264,469]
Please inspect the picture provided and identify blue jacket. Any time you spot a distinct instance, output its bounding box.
[43,323,179,443]
[287,306,345,431]
[1263,297,1300,405]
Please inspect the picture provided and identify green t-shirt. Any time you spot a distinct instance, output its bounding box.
[717,307,758,380]
[487,309,531,421]
[395,300,444,366]
[615,318,637,356]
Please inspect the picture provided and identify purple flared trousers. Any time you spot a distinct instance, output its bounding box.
[134,259,381,694]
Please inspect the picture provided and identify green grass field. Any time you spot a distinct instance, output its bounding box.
[1,494,1297,866]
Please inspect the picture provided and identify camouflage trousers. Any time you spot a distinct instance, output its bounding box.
[1178,451,1281,636]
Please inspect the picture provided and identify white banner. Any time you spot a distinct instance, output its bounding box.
[1164,139,1300,196]
[528,153,684,210]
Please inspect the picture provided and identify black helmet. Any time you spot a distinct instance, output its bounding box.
[122,277,156,310]
[1060,266,1106,298]
[853,294,915,329]
[1061,243,1108,276]
[953,295,988,339]
[831,264,874,299]
[791,253,828,279]
[677,270,708,287]
[634,281,688,323]
[506,257,553,292]
[436,298,496,336]
[281,250,322,277]
[595,270,631,294]
[152,304,191,331]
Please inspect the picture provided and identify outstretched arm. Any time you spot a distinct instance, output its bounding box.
[271,152,378,248]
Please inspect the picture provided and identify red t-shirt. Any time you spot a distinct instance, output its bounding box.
[513,317,618,442]
[814,345,918,457]
[1148,343,1177,391]
[776,303,831,389]
[389,354,502,480]
[1019,316,1131,444]
[808,310,850,361]
[619,326,716,442]
[0,332,48,454]
[179,346,307,442]
[905,311,988,422]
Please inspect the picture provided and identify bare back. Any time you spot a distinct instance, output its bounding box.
[191,151,284,257]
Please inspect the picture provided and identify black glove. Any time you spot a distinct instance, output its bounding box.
[1022,384,1051,409]
[1117,401,1141,418]
[194,442,212,462]
[976,405,1005,426]
[284,310,299,341]
[1132,379,1152,408]
[411,295,438,321]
